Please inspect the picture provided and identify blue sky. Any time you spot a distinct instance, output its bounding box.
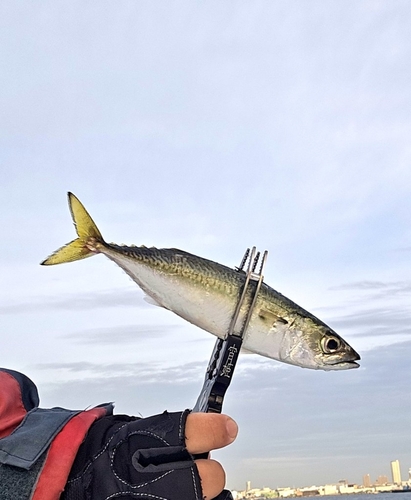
[1,0,411,491]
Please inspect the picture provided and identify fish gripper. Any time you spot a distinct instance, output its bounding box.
[193,246,268,413]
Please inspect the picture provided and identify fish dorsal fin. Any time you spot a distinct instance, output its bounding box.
[258,308,289,325]
[169,248,197,258]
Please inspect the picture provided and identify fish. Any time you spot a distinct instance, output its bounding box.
[41,193,360,371]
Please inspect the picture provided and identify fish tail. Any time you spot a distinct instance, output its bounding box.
[41,192,104,266]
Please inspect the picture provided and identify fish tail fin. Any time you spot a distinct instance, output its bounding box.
[41,192,104,266]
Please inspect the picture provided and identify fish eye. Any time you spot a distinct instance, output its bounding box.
[321,336,341,353]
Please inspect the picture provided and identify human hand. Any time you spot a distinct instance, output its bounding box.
[185,412,238,499]
[62,409,238,500]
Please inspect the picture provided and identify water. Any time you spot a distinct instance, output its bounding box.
[318,495,411,500]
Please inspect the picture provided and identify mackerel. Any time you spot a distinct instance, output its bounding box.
[41,193,360,371]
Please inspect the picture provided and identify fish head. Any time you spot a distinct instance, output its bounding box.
[279,317,361,371]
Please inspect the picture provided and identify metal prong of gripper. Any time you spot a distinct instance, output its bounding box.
[235,248,250,272]
[228,247,268,339]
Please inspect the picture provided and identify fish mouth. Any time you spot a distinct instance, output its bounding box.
[324,345,361,369]
[323,351,361,370]
[326,359,360,370]
[335,360,360,369]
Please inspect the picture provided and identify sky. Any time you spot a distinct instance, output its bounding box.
[1,0,411,491]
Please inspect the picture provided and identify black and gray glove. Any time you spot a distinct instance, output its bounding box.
[62,409,233,500]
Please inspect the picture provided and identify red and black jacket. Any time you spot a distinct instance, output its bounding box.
[0,368,112,500]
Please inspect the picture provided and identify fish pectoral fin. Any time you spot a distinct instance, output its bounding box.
[258,308,289,326]
[240,347,255,354]
[143,294,167,309]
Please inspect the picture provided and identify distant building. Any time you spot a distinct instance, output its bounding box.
[363,474,371,488]
[300,489,319,496]
[391,460,402,485]
[246,481,251,492]
[323,484,338,495]
[376,475,388,486]
[277,487,296,497]
[339,484,357,495]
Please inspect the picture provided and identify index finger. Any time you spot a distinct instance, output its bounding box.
[184,413,238,455]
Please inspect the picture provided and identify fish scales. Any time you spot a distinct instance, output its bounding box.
[105,243,332,325]
[99,242,249,337]
[107,243,243,298]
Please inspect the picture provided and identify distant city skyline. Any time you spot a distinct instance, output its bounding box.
[237,459,411,498]
[242,458,410,495]
[361,458,407,488]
